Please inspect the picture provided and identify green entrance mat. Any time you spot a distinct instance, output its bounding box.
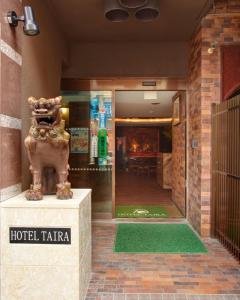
[114,223,208,253]
[116,205,168,218]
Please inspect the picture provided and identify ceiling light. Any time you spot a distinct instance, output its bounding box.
[144,91,158,100]
[135,0,159,21]
[119,0,148,9]
[115,118,172,123]
[7,6,40,36]
[105,0,129,22]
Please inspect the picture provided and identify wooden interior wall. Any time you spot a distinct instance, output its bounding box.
[117,127,159,153]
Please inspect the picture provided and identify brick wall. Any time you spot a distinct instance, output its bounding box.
[0,0,23,201]
[188,2,240,236]
[172,91,186,216]
[213,0,240,12]
[188,28,202,234]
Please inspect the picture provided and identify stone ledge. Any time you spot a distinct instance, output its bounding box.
[1,189,91,208]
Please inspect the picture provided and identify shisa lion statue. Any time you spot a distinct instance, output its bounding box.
[25,96,73,200]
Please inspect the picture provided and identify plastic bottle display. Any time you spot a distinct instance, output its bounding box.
[89,94,112,166]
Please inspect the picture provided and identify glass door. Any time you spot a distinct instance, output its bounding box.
[61,90,113,216]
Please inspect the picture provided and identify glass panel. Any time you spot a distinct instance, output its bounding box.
[61,91,113,214]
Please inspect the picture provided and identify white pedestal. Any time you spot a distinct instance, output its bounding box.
[1,189,92,300]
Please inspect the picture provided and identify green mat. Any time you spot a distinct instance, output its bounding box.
[114,223,208,253]
[116,205,168,218]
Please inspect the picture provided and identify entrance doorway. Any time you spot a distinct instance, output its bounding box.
[115,90,186,219]
[61,78,187,219]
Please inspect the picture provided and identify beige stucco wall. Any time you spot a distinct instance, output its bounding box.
[63,42,188,78]
[0,0,23,200]
[21,1,69,190]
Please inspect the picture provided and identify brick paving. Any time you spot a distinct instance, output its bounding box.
[86,222,240,299]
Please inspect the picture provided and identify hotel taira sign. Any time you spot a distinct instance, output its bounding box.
[9,227,71,244]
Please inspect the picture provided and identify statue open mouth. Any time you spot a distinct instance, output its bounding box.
[36,115,56,126]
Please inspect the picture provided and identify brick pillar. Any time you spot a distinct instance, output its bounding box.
[188,0,240,237]
[0,0,23,201]
[172,91,186,216]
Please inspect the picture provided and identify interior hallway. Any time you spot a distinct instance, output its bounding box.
[86,223,240,299]
[116,171,183,218]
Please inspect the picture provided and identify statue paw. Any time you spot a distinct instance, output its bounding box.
[25,185,43,201]
[56,182,73,200]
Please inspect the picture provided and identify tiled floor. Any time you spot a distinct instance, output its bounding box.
[116,172,182,218]
[86,222,240,300]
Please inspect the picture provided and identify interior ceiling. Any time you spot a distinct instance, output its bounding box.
[48,0,209,42]
[115,91,176,118]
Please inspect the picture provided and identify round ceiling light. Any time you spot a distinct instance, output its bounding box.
[105,0,129,22]
[135,0,159,21]
[119,0,148,9]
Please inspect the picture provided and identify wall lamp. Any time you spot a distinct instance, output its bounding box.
[7,6,40,36]
[208,42,217,54]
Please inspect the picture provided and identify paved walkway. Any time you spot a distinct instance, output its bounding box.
[86,222,240,300]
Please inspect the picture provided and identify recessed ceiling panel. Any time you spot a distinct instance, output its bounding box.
[115,90,177,118]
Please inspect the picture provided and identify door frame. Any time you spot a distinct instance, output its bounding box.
[61,77,187,218]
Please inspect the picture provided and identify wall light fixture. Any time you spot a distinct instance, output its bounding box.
[208,42,217,54]
[7,6,40,36]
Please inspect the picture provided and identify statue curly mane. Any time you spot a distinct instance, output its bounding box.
[25,96,73,200]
